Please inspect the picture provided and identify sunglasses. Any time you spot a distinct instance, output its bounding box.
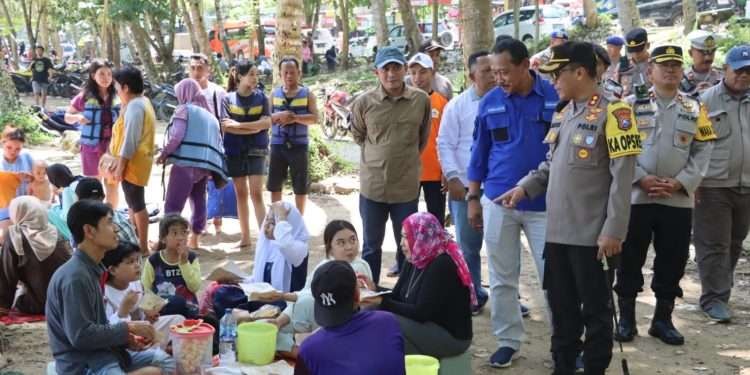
[549,66,578,81]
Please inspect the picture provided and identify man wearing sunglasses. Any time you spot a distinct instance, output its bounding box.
[694,44,750,324]
[614,45,716,347]
[680,31,723,98]
[498,41,641,375]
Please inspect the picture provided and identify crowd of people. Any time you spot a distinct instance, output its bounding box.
[0,23,747,375]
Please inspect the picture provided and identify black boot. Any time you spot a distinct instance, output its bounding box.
[648,298,684,345]
[614,297,637,342]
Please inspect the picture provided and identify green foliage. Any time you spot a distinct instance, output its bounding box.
[308,127,354,182]
[718,17,750,54]
[568,14,615,44]
[0,72,50,145]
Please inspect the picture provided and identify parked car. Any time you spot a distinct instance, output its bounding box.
[601,0,735,26]
[312,28,336,55]
[349,32,377,59]
[388,21,457,53]
[61,43,76,60]
[493,5,571,43]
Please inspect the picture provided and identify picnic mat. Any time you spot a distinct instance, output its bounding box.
[0,310,45,325]
[205,360,294,375]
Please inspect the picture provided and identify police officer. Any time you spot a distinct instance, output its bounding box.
[619,27,651,97]
[498,41,641,375]
[531,30,569,80]
[694,45,750,323]
[680,30,723,98]
[595,44,623,100]
[613,45,716,346]
[604,36,625,82]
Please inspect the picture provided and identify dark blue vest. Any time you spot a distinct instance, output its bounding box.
[271,86,311,145]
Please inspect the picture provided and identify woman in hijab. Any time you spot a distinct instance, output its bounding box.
[46,164,83,241]
[362,212,475,359]
[157,78,228,249]
[212,201,309,318]
[0,196,71,315]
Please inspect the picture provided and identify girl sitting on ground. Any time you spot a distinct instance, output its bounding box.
[102,241,185,350]
[271,219,375,357]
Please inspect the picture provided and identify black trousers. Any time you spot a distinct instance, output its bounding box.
[544,243,615,375]
[614,204,692,301]
[420,181,446,227]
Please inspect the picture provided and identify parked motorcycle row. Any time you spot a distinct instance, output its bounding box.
[319,87,360,141]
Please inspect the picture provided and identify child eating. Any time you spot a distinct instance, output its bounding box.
[102,241,185,349]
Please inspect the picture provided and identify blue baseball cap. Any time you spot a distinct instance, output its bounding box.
[551,30,568,40]
[606,36,625,46]
[725,45,750,71]
[374,46,406,69]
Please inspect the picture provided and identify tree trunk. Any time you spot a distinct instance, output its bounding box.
[396,0,422,55]
[460,0,493,69]
[432,1,439,41]
[180,0,201,53]
[128,21,160,82]
[0,67,20,108]
[102,0,112,62]
[214,0,232,59]
[534,0,540,45]
[275,0,304,84]
[513,0,520,39]
[0,0,20,68]
[187,0,212,59]
[583,0,598,28]
[111,22,121,67]
[617,0,641,34]
[256,2,265,58]
[338,0,350,69]
[38,4,49,52]
[372,0,389,47]
[683,0,697,35]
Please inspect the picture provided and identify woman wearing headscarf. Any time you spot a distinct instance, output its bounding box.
[211,201,309,318]
[362,212,475,359]
[157,78,228,249]
[46,164,83,241]
[0,196,71,315]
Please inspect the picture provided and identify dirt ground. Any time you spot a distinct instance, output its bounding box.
[1,96,749,374]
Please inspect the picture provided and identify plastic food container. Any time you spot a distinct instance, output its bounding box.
[405,354,440,375]
[237,322,278,365]
[170,320,215,374]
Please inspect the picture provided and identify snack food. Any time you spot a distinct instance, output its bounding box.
[249,304,280,320]
[138,292,168,312]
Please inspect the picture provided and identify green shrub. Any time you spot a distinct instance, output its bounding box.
[307,127,355,182]
[0,71,51,145]
[568,15,616,44]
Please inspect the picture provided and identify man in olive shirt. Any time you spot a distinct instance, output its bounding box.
[351,46,431,284]
[499,42,641,374]
[695,44,750,323]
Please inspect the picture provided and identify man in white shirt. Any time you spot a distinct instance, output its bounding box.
[436,50,494,314]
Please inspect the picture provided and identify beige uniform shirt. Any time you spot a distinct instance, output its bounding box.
[699,82,750,190]
[351,84,432,203]
[680,66,723,98]
[628,90,716,208]
[519,92,641,246]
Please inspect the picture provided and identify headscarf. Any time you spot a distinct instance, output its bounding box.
[46,163,78,188]
[8,196,58,262]
[252,202,309,292]
[402,212,477,306]
[173,78,211,121]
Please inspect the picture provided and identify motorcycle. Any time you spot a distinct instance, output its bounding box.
[10,69,32,93]
[144,80,178,121]
[320,88,359,140]
[30,105,79,136]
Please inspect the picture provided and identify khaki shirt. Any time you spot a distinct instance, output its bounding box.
[619,58,651,97]
[680,66,723,98]
[627,90,716,208]
[699,82,750,189]
[351,84,432,203]
[519,92,641,246]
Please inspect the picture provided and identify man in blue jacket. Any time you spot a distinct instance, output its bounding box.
[467,38,559,368]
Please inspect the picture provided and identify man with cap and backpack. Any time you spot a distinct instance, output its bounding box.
[294,261,405,375]
[620,27,652,97]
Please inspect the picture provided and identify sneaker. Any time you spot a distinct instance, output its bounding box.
[471,294,489,316]
[386,264,400,278]
[703,303,731,323]
[521,304,530,318]
[575,352,584,373]
[489,347,519,368]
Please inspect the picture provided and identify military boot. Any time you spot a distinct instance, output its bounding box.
[614,297,637,342]
[648,298,684,345]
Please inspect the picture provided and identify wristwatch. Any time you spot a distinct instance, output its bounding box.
[466,193,480,202]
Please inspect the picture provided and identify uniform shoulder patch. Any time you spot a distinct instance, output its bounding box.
[605,102,642,159]
[694,103,717,141]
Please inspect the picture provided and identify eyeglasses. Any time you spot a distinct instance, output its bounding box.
[550,66,578,81]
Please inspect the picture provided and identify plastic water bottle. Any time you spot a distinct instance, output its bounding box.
[219,308,237,365]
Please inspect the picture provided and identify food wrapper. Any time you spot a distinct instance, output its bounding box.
[249,304,280,320]
[239,282,277,301]
[138,293,168,312]
[206,260,252,283]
